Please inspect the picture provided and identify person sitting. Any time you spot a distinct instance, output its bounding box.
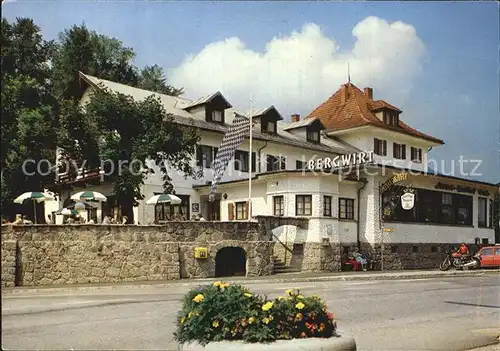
[12,214,23,225]
[101,215,111,225]
[353,250,368,271]
[121,216,128,225]
[46,214,54,224]
[87,217,95,224]
[22,215,33,225]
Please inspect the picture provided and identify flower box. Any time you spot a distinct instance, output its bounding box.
[174,281,356,350]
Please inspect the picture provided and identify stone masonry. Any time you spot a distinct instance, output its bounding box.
[1,222,274,287]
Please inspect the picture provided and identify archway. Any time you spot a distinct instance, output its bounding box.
[215,247,246,277]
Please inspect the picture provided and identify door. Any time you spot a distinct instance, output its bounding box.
[208,200,220,221]
[495,248,500,266]
[479,248,494,267]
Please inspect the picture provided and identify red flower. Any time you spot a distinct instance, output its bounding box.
[327,312,335,320]
[300,332,307,338]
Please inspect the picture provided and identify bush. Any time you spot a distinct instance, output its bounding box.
[174,281,337,346]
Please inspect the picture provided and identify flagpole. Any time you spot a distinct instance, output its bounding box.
[248,98,253,222]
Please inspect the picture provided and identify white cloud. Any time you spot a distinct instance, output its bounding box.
[169,16,426,117]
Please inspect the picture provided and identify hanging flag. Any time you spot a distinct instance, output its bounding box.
[209,113,250,201]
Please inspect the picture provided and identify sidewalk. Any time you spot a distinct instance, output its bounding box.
[3,268,499,295]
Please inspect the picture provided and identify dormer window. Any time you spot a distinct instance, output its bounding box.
[263,120,277,134]
[383,111,399,126]
[307,130,320,143]
[212,110,223,123]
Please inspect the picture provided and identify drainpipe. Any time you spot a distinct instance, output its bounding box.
[257,141,268,173]
[356,178,368,250]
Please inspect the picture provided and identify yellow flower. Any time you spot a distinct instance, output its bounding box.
[244,293,253,297]
[278,296,284,300]
[180,317,185,324]
[248,316,256,324]
[262,301,274,311]
[296,302,305,310]
[212,320,220,328]
[285,289,293,295]
[192,294,205,303]
[297,295,304,299]
[220,282,230,290]
[213,281,222,287]
[263,317,271,324]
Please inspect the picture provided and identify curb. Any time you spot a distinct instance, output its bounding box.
[2,269,499,296]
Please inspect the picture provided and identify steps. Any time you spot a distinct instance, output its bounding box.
[273,256,301,274]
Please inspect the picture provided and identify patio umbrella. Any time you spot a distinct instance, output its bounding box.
[71,191,107,202]
[13,192,54,224]
[74,201,87,211]
[146,194,182,205]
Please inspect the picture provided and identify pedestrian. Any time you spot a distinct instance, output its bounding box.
[22,215,33,225]
[101,215,111,225]
[12,214,23,225]
[121,216,128,225]
[46,214,54,224]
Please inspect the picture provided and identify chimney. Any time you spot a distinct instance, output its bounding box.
[291,114,300,122]
[340,84,348,103]
[364,87,373,100]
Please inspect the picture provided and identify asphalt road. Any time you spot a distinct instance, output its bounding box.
[2,276,499,350]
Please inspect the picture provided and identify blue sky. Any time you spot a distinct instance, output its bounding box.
[3,1,499,183]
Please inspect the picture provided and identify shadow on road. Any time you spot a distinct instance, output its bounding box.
[444,301,500,309]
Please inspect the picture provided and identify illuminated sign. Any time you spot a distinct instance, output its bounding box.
[380,173,409,193]
[307,151,375,170]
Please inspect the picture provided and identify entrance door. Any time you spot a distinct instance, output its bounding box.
[208,200,220,221]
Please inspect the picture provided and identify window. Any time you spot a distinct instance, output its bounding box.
[307,130,320,143]
[374,138,387,156]
[440,193,453,224]
[489,199,494,228]
[212,110,223,123]
[391,246,398,253]
[456,194,472,225]
[235,201,248,220]
[155,194,190,221]
[296,195,312,216]
[234,150,256,172]
[339,198,354,219]
[196,145,217,168]
[323,196,332,217]
[481,238,489,245]
[431,246,438,253]
[261,119,277,134]
[383,111,399,126]
[393,143,406,159]
[411,147,423,163]
[273,196,284,216]
[417,190,439,223]
[478,197,487,227]
[266,155,286,171]
[412,246,418,253]
[296,160,306,170]
[482,248,493,256]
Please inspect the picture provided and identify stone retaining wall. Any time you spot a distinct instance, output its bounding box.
[1,222,273,287]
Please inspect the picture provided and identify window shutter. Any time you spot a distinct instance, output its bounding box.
[228,203,234,220]
[280,157,286,170]
[245,201,249,219]
[251,152,256,172]
[196,146,203,167]
[402,145,406,159]
[206,108,212,122]
[383,140,387,156]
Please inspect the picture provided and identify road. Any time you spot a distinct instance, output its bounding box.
[2,276,499,350]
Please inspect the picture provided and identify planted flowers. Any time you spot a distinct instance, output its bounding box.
[174,281,337,346]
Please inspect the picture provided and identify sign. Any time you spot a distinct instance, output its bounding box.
[380,173,409,193]
[401,192,415,210]
[383,228,393,232]
[307,151,375,170]
[192,203,200,213]
[194,247,208,259]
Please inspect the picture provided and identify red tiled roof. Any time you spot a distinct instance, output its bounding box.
[305,83,444,144]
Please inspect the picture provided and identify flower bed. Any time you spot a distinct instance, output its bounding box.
[174,281,338,347]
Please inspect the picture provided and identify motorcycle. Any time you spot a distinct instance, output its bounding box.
[439,249,480,271]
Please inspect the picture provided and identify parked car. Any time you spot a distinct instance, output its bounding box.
[476,245,500,268]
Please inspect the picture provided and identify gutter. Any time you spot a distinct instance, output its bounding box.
[356,177,368,249]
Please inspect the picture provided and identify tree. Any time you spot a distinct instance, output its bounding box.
[138,64,183,96]
[57,86,200,222]
[51,24,139,100]
[1,17,57,220]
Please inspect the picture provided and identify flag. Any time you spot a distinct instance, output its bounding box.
[209,113,250,201]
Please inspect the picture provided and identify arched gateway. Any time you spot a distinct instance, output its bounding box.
[215,247,247,277]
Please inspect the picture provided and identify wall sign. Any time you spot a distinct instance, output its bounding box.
[401,190,415,210]
[380,173,409,194]
[192,203,200,213]
[307,151,375,171]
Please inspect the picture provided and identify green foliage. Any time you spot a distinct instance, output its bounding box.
[1,17,57,218]
[138,64,183,96]
[174,283,337,346]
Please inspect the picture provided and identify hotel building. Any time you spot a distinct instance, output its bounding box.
[45,72,498,271]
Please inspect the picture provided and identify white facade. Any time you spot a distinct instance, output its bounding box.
[46,74,498,247]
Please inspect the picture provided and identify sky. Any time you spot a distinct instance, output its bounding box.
[2,1,499,184]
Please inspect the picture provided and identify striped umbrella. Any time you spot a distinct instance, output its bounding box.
[146,194,182,205]
[13,192,54,224]
[71,191,107,202]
